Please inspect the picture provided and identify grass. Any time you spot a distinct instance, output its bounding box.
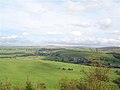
[0,56,119,89]
[0,47,120,89]
[0,56,87,89]
[0,49,35,58]
[0,48,120,65]
[47,49,120,65]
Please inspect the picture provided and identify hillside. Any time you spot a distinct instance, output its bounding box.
[0,47,120,89]
[45,49,120,65]
[0,56,119,89]
[0,47,120,66]
[0,56,84,89]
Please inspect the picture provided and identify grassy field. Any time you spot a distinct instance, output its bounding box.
[0,47,120,65]
[0,56,85,89]
[0,56,119,89]
[0,47,120,89]
[46,49,120,65]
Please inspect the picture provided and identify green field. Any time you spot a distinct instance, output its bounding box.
[0,56,85,89]
[46,49,120,65]
[0,47,120,89]
[0,56,119,89]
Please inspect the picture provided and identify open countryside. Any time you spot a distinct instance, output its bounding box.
[0,46,120,90]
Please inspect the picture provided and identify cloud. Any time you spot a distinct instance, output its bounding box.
[98,18,112,29]
[0,35,19,43]
[22,32,29,36]
[0,0,120,46]
[0,34,30,46]
[44,37,120,46]
[42,31,82,36]
[45,31,63,35]
[15,0,48,13]
[69,22,91,28]
[64,0,100,11]
[70,31,82,36]
[107,30,120,35]
[0,35,18,40]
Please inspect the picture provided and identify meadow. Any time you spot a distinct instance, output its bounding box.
[0,47,120,90]
[0,56,86,89]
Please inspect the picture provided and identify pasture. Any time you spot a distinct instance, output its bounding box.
[0,56,119,89]
[0,56,85,89]
[0,47,120,89]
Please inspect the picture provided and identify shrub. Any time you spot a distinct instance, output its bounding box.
[68,68,73,70]
[0,82,13,90]
[113,78,120,88]
[76,82,90,90]
[115,70,120,75]
[25,80,34,90]
[58,77,79,90]
[36,83,47,90]
[0,80,48,90]
[58,67,60,69]
[62,68,66,70]
[90,67,109,82]
[58,77,93,90]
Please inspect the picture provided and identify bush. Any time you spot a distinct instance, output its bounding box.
[113,78,120,88]
[68,68,73,70]
[25,80,34,90]
[0,82,13,90]
[36,83,47,90]
[58,77,78,90]
[58,77,90,90]
[115,70,120,75]
[62,68,66,70]
[89,67,109,82]
[76,82,90,90]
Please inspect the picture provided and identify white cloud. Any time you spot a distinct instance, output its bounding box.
[64,0,100,11]
[98,18,112,29]
[0,35,18,39]
[45,31,63,35]
[25,2,48,13]
[1,0,120,46]
[0,35,19,43]
[106,30,120,35]
[69,22,91,27]
[70,31,82,36]
[15,0,48,13]
[44,37,120,46]
[1,7,92,34]
[22,32,29,36]
[21,2,48,13]
[0,34,30,46]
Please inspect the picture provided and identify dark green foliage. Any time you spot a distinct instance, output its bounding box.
[0,47,120,66]
[0,81,47,90]
[58,77,79,90]
[58,76,110,90]
[25,80,34,90]
[86,68,110,90]
[68,68,73,70]
[62,68,66,70]
[58,67,118,90]
[107,52,120,59]
[113,78,120,88]
[76,82,89,90]
[115,70,120,75]
[0,82,12,90]
[36,83,47,90]
[89,67,109,82]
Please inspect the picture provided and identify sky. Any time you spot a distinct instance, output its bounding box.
[0,0,120,47]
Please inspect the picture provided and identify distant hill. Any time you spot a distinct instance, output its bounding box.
[99,47,120,51]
